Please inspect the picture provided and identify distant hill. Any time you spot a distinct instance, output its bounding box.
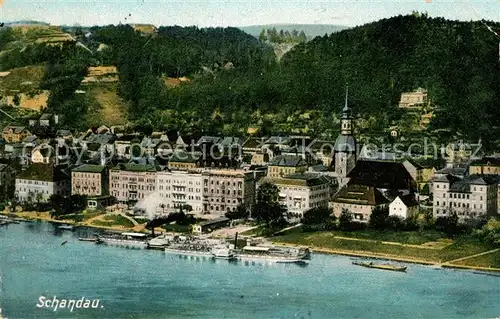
[5,20,50,27]
[238,24,347,40]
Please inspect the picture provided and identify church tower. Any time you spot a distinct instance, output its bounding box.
[333,86,357,182]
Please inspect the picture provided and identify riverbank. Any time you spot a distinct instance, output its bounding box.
[274,241,500,273]
[0,211,163,233]
[272,229,500,273]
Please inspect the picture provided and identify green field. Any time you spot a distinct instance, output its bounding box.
[91,215,134,228]
[273,229,497,266]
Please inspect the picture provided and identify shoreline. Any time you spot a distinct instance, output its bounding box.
[5,211,500,274]
[0,211,151,233]
[274,242,500,273]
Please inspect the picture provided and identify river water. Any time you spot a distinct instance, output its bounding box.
[0,221,499,319]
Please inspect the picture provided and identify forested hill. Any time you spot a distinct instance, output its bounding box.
[1,15,499,148]
[280,14,500,143]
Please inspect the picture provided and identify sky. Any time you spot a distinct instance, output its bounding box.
[0,0,498,27]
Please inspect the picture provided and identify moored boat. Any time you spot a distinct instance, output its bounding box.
[352,261,407,272]
[234,245,311,264]
[211,247,236,260]
[58,225,75,230]
[96,232,149,249]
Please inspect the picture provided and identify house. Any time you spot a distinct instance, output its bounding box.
[2,125,31,143]
[200,169,256,216]
[156,169,204,215]
[281,145,314,164]
[22,135,39,148]
[402,159,436,192]
[140,137,161,157]
[192,217,230,234]
[109,163,157,204]
[71,164,108,196]
[332,183,390,222]
[432,174,499,222]
[0,164,16,200]
[469,157,500,176]
[261,173,330,221]
[309,140,335,167]
[389,194,419,219]
[15,164,71,202]
[398,87,428,109]
[267,155,307,178]
[31,146,53,164]
[168,151,202,170]
[114,134,139,158]
[242,137,265,155]
[39,113,59,127]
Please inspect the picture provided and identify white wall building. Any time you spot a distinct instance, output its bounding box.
[156,170,204,215]
[432,174,498,222]
[15,164,70,202]
[389,194,419,219]
[261,173,330,221]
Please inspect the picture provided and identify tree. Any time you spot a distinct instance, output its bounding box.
[252,182,287,229]
[476,218,500,246]
[386,215,404,231]
[369,206,389,230]
[259,29,267,42]
[302,205,334,225]
[225,203,249,220]
[435,210,459,236]
[339,209,353,231]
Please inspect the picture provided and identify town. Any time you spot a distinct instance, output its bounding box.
[1,87,499,246]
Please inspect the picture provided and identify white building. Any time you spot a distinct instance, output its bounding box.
[389,194,419,219]
[432,174,498,222]
[260,173,330,221]
[15,164,70,202]
[156,170,204,215]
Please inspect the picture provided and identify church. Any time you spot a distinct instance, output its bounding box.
[330,87,417,222]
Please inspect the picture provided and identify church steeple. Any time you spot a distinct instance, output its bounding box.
[340,85,353,135]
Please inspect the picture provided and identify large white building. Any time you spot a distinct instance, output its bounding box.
[432,174,498,221]
[15,164,70,202]
[260,173,330,221]
[156,170,204,215]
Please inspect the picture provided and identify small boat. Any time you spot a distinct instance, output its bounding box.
[78,237,98,242]
[211,247,236,260]
[352,261,407,272]
[58,225,75,230]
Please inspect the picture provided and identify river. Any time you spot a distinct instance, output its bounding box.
[1,221,499,319]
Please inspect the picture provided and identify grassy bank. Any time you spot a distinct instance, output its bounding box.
[273,229,499,268]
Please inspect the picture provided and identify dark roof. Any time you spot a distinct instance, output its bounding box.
[112,163,157,172]
[348,160,415,190]
[435,166,467,177]
[269,155,306,167]
[72,164,106,173]
[220,137,242,147]
[333,183,389,206]
[333,134,357,152]
[3,125,28,134]
[39,113,53,120]
[398,194,419,207]
[441,175,500,193]
[266,173,329,186]
[197,136,222,145]
[264,136,291,145]
[17,164,69,182]
[242,137,263,149]
[432,174,461,183]
[116,134,138,142]
[309,140,335,152]
[87,143,102,152]
[470,157,500,167]
[169,151,202,163]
